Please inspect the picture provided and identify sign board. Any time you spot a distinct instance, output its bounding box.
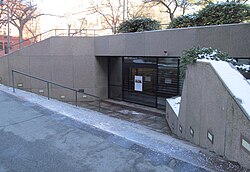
[134,75,143,92]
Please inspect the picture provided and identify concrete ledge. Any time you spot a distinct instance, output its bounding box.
[168,61,250,169]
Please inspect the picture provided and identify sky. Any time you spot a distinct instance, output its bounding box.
[35,0,71,32]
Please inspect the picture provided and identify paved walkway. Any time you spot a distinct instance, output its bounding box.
[0,91,200,172]
[0,87,248,172]
[100,100,170,134]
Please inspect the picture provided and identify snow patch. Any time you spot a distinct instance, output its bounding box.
[236,64,250,71]
[167,97,181,117]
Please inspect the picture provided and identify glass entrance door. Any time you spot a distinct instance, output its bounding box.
[123,65,157,107]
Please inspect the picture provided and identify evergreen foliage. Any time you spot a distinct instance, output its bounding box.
[180,47,233,78]
[169,2,250,28]
[117,17,161,33]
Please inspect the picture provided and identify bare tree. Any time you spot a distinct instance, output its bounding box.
[90,0,156,34]
[90,0,123,34]
[144,0,200,21]
[24,17,40,43]
[0,0,42,47]
[126,1,157,19]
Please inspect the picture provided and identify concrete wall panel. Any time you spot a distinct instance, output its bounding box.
[225,99,250,169]
[109,35,126,55]
[145,31,168,56]
[50,37,73,56]
[165,28,197,56]
[28,39,51,56]
[95,57,108,98]
[125,33,145,56]
[229,24,250,57]
[9,56,31,89]
[73,55,95,89]
[51,55,74,88]
[196,26,231,53]
[177,61,250,169]
[0,57,9,85]
[72,38,95,56]
[95,36,110,56]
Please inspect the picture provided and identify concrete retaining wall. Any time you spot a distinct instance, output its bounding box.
[0,37,108,100]
[95,23,250,57]
[0,23,249,103]
[168,62,250,169]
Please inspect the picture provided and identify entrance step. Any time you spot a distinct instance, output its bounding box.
[101,99,166,117]
[99,99,171,134]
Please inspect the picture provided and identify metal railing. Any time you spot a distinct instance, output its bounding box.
[11,70,101,111]
[9,28,112,53]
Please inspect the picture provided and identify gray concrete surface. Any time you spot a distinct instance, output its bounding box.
[0,23,249,103]
[0,91,210,172]
[171,62,250,169]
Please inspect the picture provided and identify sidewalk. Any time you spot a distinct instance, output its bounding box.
[0,85,248,172]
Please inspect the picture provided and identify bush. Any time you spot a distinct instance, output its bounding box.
[180,47,234,78]
[197,3,250,26]
[169,2,250,28]
[168,14,198,28]
[117,17,161,33]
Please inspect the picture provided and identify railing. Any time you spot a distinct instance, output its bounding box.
[11,70,101,111]
[9,28,112,53]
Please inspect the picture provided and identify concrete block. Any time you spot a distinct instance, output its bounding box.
[28,39,51,56]
[166,100,178,134]
[109,34,125,55]
[72,37,95,56]
[0,57,9,85]
[50,87,76,102]
[51,55,74,88]
[125,32,145,56]
[145,31,168,56]
[224,98,250,169]
[94,36,110,56]
[229,23,250,57]
[50,37,73,56]
[198,64,227,155]
[166,28,197,56]
[30,56,53,88]
[73,55,96,89]
[196,25,231,53]
[9,56,31,89]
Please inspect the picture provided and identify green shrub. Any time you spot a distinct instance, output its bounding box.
[168,14,198,28]
[117,17,161,33]
[169,2,250,28]
[197,3,250,26]
[180,47,234,78]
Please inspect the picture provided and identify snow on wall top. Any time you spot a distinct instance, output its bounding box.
[199,60,250,119]
[167,97,181,117]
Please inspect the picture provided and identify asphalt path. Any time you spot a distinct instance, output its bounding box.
[0,91,207,172]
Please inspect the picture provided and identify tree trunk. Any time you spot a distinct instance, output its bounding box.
[19,26,23,49]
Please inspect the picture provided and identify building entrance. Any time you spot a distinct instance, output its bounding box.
[123,60,157,107]
[108,56,180,109]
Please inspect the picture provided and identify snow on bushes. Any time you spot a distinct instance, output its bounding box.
[180,47,249,79]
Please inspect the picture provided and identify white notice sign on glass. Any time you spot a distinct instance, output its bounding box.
[134,75,143,92]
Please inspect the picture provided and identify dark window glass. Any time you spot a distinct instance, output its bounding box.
[124,57,157,65]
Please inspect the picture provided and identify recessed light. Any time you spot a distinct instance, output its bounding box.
[17,83,23,87]
[190,127,194,137]
[207,131,214,144]
[60,95,66,99]
[39,89,44,93]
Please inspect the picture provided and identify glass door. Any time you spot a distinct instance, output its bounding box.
[123,66,157,107]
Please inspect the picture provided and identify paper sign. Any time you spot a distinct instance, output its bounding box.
[135,75,143,92]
